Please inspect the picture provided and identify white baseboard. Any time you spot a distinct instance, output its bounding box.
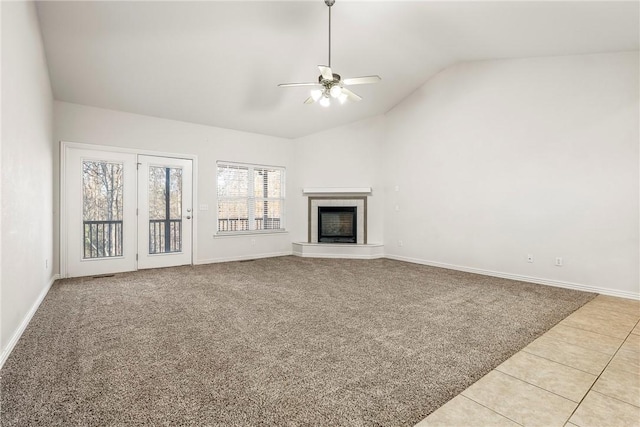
[293,251,385,259]
[194,251,292,265]
[0,274,60,369]
[385,254,640,301]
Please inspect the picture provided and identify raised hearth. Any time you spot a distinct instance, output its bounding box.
[292,242,384,259]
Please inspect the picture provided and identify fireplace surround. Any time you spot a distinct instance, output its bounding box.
[308,196,366,244]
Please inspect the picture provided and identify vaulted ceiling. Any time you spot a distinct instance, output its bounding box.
[36,1,639,139]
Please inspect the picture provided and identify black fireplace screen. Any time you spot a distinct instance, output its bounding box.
[318,206,357,243]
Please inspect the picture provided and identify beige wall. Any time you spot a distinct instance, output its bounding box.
[383,52,639,297]
[1,1,55,364]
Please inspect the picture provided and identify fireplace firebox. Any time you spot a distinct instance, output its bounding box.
[318,206,357,243]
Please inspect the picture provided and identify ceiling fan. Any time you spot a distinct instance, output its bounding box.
[278,0,381,107]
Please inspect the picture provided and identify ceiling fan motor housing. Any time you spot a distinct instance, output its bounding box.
[318,73,341,85]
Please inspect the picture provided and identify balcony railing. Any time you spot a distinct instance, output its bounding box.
[83,219,183,259]
[149,219,182,254]
[83,220,123,259]
[218,218,281,232]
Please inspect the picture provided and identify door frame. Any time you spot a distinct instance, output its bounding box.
[137,155,193,270]
[60,141,198,278]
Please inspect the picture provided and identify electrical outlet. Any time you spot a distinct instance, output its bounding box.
[45,259,48,269]
[527,254,534,263]
[555,257,563,266]
[395,205,400,212]
[251,238,256,246]
[398,240,403,247]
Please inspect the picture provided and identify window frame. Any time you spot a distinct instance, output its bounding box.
[215,161,286,236]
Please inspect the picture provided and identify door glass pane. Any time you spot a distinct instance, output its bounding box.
[148,166,183,254]
[82,161,124,258]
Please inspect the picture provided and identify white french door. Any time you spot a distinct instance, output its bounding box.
[65,148,138,277]
[64,145,193,278]
[137,155,193,269]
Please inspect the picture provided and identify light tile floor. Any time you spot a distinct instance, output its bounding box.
[416,294,640,427]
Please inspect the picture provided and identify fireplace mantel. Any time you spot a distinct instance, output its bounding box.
[302,187,372,195]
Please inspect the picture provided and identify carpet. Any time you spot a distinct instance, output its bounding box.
[0,256,595,426]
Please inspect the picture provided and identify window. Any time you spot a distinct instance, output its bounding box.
[216,162,285,233]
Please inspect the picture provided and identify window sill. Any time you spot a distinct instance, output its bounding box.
[214,230,289,238]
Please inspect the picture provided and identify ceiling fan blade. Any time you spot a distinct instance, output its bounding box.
[278,82,322,88]
[343,75,381,86]
[341,88,362,102]
[318,65,333,81]
[303,96,316,104]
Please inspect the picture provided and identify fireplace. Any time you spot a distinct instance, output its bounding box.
[308,196,366,244]
[318,206,357,243]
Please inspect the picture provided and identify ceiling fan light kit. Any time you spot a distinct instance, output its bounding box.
[278,0,381,107]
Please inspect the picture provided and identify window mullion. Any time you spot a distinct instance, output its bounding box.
[248,166,255,230]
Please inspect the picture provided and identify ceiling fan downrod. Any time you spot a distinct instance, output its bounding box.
[326,0,335,68]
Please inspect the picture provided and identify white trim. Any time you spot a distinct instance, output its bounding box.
[0,274,60,369]
[59,141,198,277]
[214,230,289,238]
[292,242,384,259]
[61,140,196,160]
[303,187,371,195]
[191,155,199,266]
[194,251,292,265]
[385,254,640,301]
[59,142,68,278]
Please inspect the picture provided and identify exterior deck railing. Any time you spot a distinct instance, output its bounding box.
[218,218,281,232]
[83,220,123,258]
[149,219,182,254]
[83,219,183,258]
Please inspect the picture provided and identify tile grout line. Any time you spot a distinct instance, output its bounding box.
[557,321,637,341]
[576,297,640,315]
[589,389,640,409]
[562,317,640,423]
[520,347,609,376]
[559,320,635,341]
[544,325,627,356]
[458,395,524,426]
[492,368,584,404]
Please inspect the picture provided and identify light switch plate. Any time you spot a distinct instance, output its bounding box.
[199,204,209,211]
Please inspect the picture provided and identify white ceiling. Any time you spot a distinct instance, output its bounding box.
[36,1,639,139]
